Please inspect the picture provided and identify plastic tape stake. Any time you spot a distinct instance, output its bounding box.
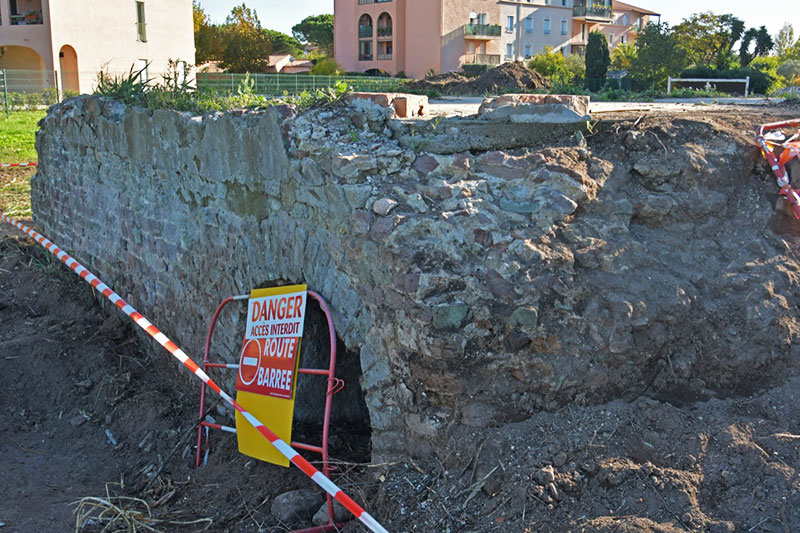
[0,213,390,533]
[0,162,37,168]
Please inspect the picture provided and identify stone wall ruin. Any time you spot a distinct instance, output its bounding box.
[31,95,800,460]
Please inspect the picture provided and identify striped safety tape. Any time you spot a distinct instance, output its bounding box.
[0,213,390,533]
[0,162,37,168]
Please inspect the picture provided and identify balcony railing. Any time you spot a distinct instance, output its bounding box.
[377,53,392,60]
[463,24,501,38]
[137,22,147,42]
[9,10,44,25]
[464,53,501,66]
[358,0,392,4]
[573,3,613,20]
[377,26,392,38]
[359,53,373,61]
[358,26,373,38]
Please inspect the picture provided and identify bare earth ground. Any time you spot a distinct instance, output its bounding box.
[1,104,800,532]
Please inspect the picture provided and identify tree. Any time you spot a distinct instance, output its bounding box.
[193,1,223,64]
[671,12,744,67]
[220,4,271,73]
[585,32,610,91]
[777,60,800,84]
[610,42,637,70]
[629,22,687,90]
[775,23,795,57]
[292,14,334,56]
[265,29,304,56]
[740,26,774,66]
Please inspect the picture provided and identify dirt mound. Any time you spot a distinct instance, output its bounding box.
[404,61,551,96]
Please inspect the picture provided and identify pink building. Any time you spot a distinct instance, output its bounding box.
[335,0,658,78]
[0,0,195,93]
[334,0,504,79]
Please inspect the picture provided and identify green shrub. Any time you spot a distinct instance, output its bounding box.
[309,58,342,76]
[528,47,581,85]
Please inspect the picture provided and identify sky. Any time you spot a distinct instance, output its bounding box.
[197,0,799,41]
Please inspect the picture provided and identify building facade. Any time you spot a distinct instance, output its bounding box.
[0,0,194,93]
[335,0,658,78]
[571,0,659,55]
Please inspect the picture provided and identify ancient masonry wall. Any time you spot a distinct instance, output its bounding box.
[32,96,800,460]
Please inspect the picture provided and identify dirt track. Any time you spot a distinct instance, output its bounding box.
[1,104,800,532]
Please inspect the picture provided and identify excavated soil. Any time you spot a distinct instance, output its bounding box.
[403,62,551,96]
[2,106,800,532]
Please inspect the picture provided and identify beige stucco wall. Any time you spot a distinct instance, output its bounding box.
[48,0,195,92]
[0,0,53,70]
[440,0,501,74]
[0,0,194,93]
[499,1,573,61]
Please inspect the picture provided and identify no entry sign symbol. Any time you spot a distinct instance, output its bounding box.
[238,338,262,386]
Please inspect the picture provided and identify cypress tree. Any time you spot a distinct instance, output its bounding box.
[585,32,611,91]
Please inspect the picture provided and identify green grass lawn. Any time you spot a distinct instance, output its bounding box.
[0,110,44,218]
[0,109,45,162]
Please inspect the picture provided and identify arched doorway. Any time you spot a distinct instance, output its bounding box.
[0,45,49,92]
[58,45,79,93]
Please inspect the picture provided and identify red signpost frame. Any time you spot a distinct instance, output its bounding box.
[195,290,347,532]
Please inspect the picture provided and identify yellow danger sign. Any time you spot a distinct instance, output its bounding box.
[235,285,307,467]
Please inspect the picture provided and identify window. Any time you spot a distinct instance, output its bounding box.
[359,39,373,60]
[178,61,187,85]
[524,43,532,58]
[136,59,148,84]
[620,35,626,44]
[562,0,567,5]
[622,14,628,26]
[506,16,514,32]
[543,18,551,35]
[136,2,147,42]
[525,16,533,33]
[609,33,615,44]
[506,43,513,59]
[561,19,567,35]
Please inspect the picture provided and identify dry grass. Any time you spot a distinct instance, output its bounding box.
[73,483,213,533]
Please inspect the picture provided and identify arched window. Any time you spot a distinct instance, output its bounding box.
[377,12,392,37]
[358,14,373,38]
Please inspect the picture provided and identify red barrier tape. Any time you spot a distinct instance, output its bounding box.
[0,213,390,533]
[0,162,37,168]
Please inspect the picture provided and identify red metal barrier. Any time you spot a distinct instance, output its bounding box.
[196,291,347,532]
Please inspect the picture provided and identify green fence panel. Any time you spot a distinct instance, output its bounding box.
[196,72,410,96]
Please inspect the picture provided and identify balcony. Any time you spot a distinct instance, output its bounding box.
[377,26,392,40]
[9,9,43,25]
[463,24,501,39]
[358,26,373,39]
[573,2,613,22]
[377,53,392,60]
[358,0,392,4]
[464,53,501,66]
